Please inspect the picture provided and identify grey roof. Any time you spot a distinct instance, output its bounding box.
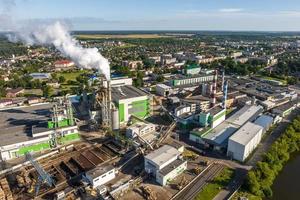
[31,123,51,135]
[0,104,52,146]
[169,141,184,150]
[158,159,186,176]
[203,121,239,146]
[273,101,298,112]
[111,85,147,101]
[145,145,180,167]
[208,106,224,116]
[86,164,114,179]
[229,122,263,146]
[0,130,48,147]
[226,105,263,126]
[254,115,273,130]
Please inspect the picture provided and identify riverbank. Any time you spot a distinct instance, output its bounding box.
[270,152,300,200]
[233,114,300,199]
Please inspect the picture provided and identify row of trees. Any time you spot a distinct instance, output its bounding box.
[0,39,27,57]
[207,58,265,76]
[245,115,300,197]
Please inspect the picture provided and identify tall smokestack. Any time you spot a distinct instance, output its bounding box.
[222,80,228,109]
[107,80,112,105]
[221,69,225,92]
[210,69,218,108]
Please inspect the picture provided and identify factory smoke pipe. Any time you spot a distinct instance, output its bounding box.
[222,80,228,109]
[107,80,112,107]
[221,69,225,92]
[210,69,218,108]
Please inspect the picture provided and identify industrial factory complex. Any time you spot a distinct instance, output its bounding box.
[0,60,299,200]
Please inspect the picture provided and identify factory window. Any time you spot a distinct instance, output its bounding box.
[94,178,99,182]
[109,171,114,174]
[101,174,106,178]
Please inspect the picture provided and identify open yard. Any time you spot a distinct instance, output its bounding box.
[24,89,43,96]
[57,71,87,83]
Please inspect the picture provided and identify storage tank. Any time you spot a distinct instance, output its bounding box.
[111,108,119,130]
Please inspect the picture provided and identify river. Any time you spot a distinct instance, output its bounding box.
[270,152,300,200]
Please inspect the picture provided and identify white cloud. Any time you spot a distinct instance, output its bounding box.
[219,8,244,13]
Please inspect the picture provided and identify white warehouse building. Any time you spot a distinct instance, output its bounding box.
[144,145,187,186]
[85,164,116,189]
[156,84,173,97]
[254,115,274,134]
[227,122,263,162]
[126,122,156,139]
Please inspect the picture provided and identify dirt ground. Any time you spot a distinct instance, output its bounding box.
[120,183,173,200]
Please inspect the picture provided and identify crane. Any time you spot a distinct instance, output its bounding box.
[26,153,55,197]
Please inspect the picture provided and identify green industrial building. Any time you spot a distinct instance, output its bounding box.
[183,64,201,75]
[112,85,151,124]
[0,103,80,161]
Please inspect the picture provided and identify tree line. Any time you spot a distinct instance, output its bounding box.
[245,115,300,198]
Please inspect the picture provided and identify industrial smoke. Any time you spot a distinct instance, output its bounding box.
[7,21,111,80]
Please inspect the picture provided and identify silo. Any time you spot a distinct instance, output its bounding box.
[111,108,120,130]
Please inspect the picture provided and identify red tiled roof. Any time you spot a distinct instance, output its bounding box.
[54,60,73,65]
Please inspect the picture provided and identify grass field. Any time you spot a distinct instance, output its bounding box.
[58,71,85,83]
[24,89,43,96]
[76,34,172,39]
[195,168,235,200]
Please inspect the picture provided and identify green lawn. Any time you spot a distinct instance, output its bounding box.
[56,70,87,83]
[24,89,43,96]
[195,168,235,200]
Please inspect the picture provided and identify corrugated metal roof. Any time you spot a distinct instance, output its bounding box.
[229,122,263,146]
[254,115,273,130]
[226,105,263,126]
[111,85,147,101]
[145,145,180,167]
[203,121,239,146]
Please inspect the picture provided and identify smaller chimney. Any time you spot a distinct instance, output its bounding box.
[222,80,228,109]
[221,69,225,92]
[210,69,218,108]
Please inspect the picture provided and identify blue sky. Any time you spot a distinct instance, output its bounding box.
[2,0,300,31]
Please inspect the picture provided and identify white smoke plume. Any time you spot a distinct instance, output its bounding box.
[0,0,110,80]
[8,21,111,80]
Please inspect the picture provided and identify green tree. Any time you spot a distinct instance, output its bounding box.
[58,76,66,83]
[246,171,261,196]
[155,75,164,83]
[42,85,52,98]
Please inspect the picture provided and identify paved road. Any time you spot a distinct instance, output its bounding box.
[247,108,300,166]
[213,168,248,200]
[172,163,225,200]
[212,109,300,200]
